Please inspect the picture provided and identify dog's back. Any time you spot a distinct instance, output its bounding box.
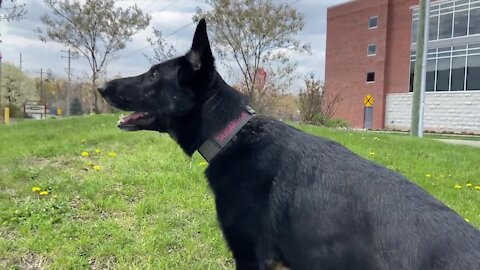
[206,117,480,269]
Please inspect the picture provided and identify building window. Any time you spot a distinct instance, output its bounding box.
[410,44,480,92]
[366,72,375,83]
[411,1,480,43]
[439,13,453,39]
[466,54,480,90]
[369,16,378,28]
[469,8,480,35]
[429,15,439,40]
[453,10,468,37]
[368,44,377,56]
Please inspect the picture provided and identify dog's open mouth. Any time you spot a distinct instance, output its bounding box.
[117,112,155,131]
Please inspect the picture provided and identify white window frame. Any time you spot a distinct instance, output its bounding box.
[368,44,377,56]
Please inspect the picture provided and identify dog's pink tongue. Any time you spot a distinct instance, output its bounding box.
[122,112,145,124]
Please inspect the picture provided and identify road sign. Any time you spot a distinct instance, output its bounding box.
[364,95,374,107]
[24,103,46,119]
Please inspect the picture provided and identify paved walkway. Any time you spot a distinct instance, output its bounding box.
[437,139,480,148]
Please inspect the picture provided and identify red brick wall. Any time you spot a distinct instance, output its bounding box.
[326,0,391,129]
[325,0,449,129]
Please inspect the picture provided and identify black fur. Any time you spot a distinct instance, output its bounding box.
[98,19,480,270]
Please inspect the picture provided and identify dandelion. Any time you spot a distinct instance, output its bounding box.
[198,161,208,166]
[107,152,117,158]
[31,187,41,192]
[81,151,90,157]
[93,165,103,171]
[39,191,49,196]
[475,186,480,190]
[466,183,473,188]
[425,174,432,178]
[369,152,376,156]
[95,149,101,154]
[454,184,462,189]
[465,218,470,223]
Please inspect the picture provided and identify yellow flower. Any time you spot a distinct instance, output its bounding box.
[454,184,462,189]
[81,151,90,157]
[198,161,208,166]
[369,152,376,156]
[93,165,102,171]
[31,187,41,192]
[466,183,473,188]
[39,191,49,196]
[465,218,470,223]
[425,174,432,178]
[475,186,480,190]
[107,152,117,157]
[95,149,101,154]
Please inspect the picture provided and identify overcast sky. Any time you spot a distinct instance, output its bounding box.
[0,0,348,90]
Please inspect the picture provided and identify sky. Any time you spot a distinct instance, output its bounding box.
[0,0,349,90]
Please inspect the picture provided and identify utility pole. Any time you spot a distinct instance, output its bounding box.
[61,49,78,116]
[411,0,430,137]
[19,52,22,71]
[36,68,44,104]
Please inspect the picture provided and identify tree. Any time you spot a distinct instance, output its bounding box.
[0,0,28,42]
[0,62,37,106]
[70,96,84,115]
[37,0,151,113]
[194,0,309,114]
[298,73,342,126]
[0,0,27,22]
[144,28,177,65]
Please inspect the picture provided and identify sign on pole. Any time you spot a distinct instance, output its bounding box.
[364,94,374,107]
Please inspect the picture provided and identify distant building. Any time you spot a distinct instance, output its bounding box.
[325,0,480,133]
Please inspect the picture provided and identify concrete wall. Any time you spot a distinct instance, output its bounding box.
[385,92,480,133]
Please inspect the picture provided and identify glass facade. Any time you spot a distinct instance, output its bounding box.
[410,44,480,91]
[410,0,480,92]
[412,0,480,41]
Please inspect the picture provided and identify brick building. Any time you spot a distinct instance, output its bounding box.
[325,0,480,133]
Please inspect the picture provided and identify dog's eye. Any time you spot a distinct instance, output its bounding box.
[151,71,159,78]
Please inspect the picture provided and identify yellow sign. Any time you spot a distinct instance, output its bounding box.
[364,95,374,107]
[57,108,62,116]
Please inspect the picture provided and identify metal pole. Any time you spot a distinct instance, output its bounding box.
[19,52,22,71]
[411,0,430,137]
[62,49,77,116]
[67,49,71,116]
[418,0,430,138]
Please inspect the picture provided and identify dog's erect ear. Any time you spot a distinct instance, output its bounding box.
[187,18,214,71]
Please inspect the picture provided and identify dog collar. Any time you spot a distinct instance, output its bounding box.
[198,106,256,162]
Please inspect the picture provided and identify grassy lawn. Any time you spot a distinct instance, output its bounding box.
[1,115,479,269]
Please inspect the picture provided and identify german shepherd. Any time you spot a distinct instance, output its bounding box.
[98,19,480,270]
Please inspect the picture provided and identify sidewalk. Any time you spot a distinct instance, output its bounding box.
[437,139,480,148]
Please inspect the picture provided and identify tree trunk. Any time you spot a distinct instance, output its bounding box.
[91,72,100,113]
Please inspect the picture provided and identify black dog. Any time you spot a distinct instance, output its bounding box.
[98,19,480,270]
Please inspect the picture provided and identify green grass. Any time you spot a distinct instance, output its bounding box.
[1,115,479,269]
